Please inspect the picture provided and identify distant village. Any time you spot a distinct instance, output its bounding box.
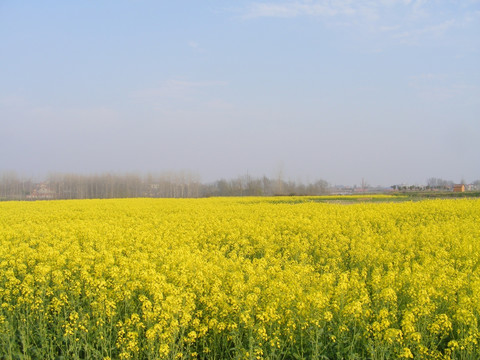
[329,182,478,195]
[0,172,479,201]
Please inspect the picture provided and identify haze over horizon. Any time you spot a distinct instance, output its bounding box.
[1,1,479,187]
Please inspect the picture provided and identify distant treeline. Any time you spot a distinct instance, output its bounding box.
[0,172,330,200]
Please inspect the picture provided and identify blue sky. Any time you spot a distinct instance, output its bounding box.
[1,0,479,186]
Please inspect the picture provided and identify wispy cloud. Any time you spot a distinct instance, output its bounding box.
[242,0,475,44]
[393,19,456,44]
[379,25,401,32]
[244,1,356,19]
[188,41,206,53]
[243,0,417,19]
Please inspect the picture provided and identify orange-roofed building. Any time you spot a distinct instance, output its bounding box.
[453,184,465,192]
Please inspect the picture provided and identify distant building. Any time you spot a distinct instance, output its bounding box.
[26,183,56,200]
[466,184,477,191]
[453,184,465,193]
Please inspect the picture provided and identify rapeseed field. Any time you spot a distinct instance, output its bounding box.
[0,197,479,359]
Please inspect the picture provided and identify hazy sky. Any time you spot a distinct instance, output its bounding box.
[1,1,479,186]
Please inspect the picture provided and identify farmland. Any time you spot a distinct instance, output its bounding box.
[1,197,480,359]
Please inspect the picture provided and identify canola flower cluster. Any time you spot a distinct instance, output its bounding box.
[0,197,479,359]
